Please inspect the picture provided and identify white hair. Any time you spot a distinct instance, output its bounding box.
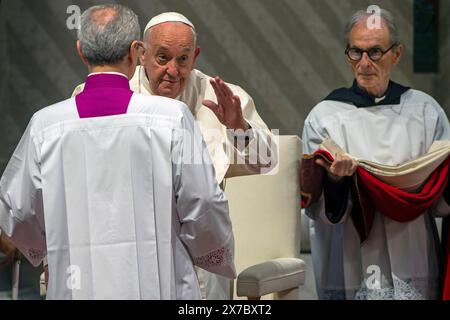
[344,9,399,46]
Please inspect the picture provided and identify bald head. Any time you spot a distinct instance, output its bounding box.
[90,7,118,26]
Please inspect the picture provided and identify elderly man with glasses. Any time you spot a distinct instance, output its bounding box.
[302,8,450,300]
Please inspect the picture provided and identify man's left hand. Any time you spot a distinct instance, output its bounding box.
[203,77,250,131]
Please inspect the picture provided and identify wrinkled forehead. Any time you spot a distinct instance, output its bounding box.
[145,22,196,47]
[349,18,392,47]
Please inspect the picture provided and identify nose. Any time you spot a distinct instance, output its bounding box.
[359,52,372,68]
[166,60,179,78]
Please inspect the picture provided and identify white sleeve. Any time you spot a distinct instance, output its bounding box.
[302,118,328,154]
[429,97,450,216]
[302,115,351,225]
[430,98,450,142]
[173,107,236,279]
[0,118,46,267]
[224,90,278,178]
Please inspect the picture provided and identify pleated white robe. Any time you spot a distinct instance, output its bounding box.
[0,93,235,299]
[73,66,277,300]
[303,89,450,299]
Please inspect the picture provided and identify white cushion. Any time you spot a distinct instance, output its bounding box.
[237,258,305,298]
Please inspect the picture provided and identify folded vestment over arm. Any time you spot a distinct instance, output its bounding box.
[300,139,450,242]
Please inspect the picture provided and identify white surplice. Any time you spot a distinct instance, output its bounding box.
[302,89,450,300]
[0,93,236,299]
[73,66,277,300]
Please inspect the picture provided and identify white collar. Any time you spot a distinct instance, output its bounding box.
[88,72,128,79]
[375,96,386,104]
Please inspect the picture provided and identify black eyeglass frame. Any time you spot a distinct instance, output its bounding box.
[345,43,399,62]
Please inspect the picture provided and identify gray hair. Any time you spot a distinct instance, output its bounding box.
[78,4,140,66]
[344,8,399,46]
[143,22,197,48]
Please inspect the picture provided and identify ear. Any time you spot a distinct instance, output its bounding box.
[76,41,88,65]
[392,43,404,66]
[139,42,147,66]
[129,40,141,65]
[129,41,138,54]
[192,47,201,67]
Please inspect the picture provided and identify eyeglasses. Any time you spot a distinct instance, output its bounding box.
[345,43,398,62]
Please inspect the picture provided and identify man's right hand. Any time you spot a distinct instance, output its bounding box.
[315,152,358,181]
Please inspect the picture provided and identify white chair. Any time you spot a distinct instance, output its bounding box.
[224,135,305,300]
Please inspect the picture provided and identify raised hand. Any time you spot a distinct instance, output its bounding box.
[203,77,249,131]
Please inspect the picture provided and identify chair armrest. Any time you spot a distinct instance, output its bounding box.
[236,258,305,298]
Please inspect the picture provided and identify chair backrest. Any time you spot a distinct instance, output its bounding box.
[224,135,302,298]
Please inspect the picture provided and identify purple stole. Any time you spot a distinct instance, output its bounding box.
[75,73,133,118]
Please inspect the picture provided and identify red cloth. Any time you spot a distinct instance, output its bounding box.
[300,150,334,208]
[301,150,450,300]
[302,149,450,222]
[356,157,450,222]
[444,218,450,300]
